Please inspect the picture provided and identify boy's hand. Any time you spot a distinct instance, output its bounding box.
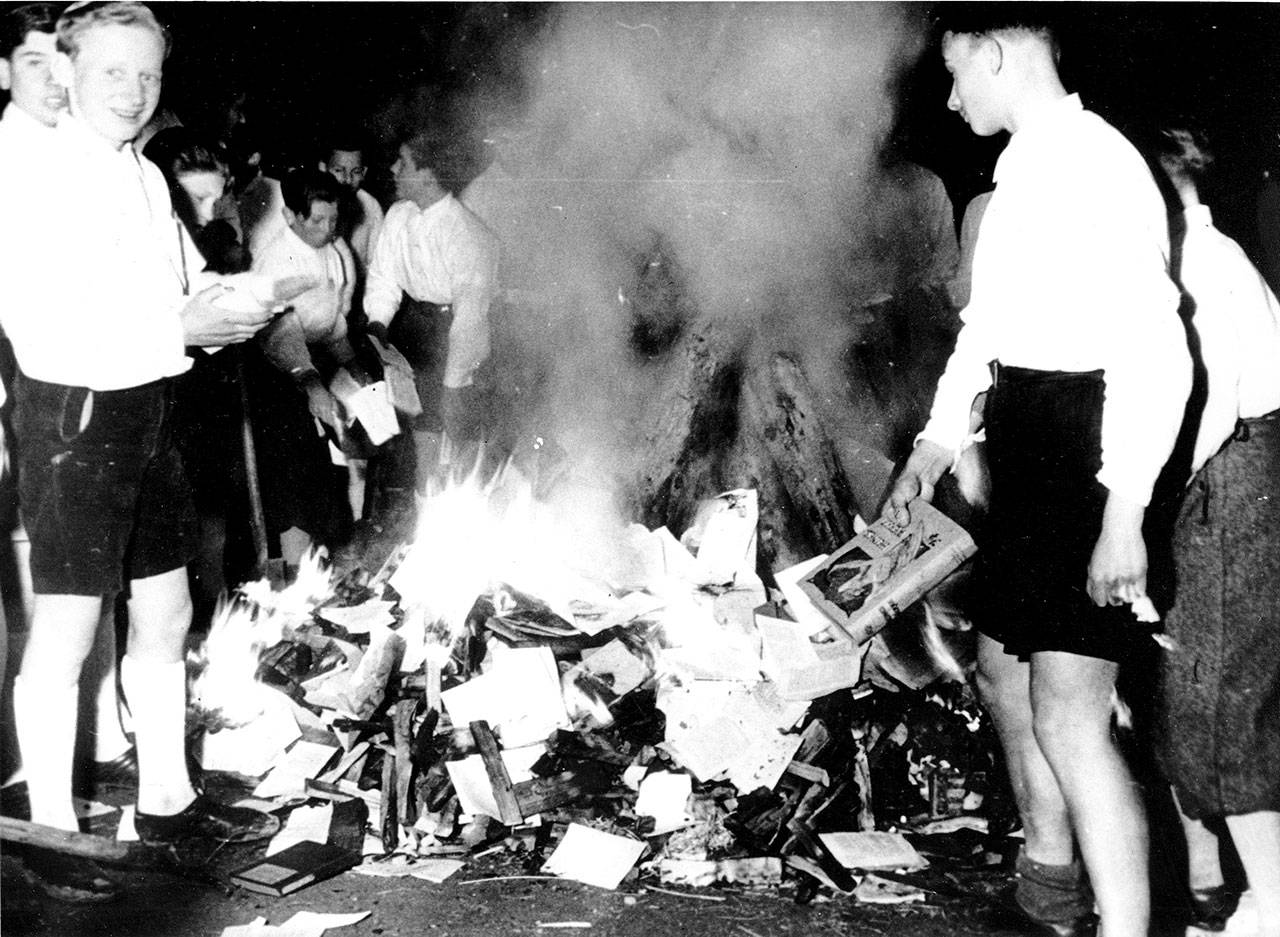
[181,284,273,346]
[1087,491,1148,608]
[304,382,344,434]
[883,439,952,526]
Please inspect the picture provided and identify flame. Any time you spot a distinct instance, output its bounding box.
[920,601,967,684]
[189,546,335,728]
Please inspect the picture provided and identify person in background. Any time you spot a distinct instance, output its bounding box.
[250,167,360,563]
[885,7,1190,937]
[320,134,383,276]
[0,1,279,901]
[0,0,139,799]
[364,129,499,487]
[1154,125,1280,937]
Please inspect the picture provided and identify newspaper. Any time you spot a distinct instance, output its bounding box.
[798,501,975,645]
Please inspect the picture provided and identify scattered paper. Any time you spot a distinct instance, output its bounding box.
[635,771,692,835]
[202,687,303,777]
[542,823,646,890]
[442,646,568,748]
[774,555,835,637]
[444,744,545,820]
[219,910,372,937]
[818,831,928,871]
[317,600,397,635]
[728,731,805,794]
[254,741,340,799]
[684,490,758,586]
[408,858,466,883]
[267,804,332,857]
[854,872,926,904]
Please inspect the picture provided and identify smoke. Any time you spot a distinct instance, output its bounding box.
[399,4,938,517]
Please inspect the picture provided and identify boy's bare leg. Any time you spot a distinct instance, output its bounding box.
[976,634,1075,864]
[15,594,102,830]
[1224,810,1280,937]
[84,603,131,763]
[1031,650,1149,937]
[1172,787,1226,894]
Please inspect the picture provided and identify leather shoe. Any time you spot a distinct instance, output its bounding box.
[22,848,120,903]
[1189,885,1239,932]
[88,749,139,790]
[986,898,1099,937]
[134,793,280,846]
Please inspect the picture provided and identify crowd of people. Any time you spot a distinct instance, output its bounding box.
[0,4,1275,936]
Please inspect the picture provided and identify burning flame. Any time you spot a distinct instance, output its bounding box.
[188,546,335,728]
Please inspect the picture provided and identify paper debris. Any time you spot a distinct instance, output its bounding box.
[774,556,835,636]
[635,771,692,835]
[254,741,339,799]
[219,910,372,937]
[316,600,397,635]
[818,831,928,871]
[202,686,303,776]
[444,744,545,820]
[854,872,926,904]
[267,804,332,857]
[442,646,568,748]
[542,823,646,890]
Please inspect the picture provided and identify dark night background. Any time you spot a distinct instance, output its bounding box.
[146,2,1280,252]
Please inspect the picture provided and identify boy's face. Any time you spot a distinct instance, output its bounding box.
[324,149,366,190]
[177,169,225,226]
[391,144,439,203]
[64,23,163,148]
[942,31,1005,137]
[286,199,339,249]
[0,30,66,127]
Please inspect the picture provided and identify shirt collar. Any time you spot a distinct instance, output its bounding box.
[408,192,456,224]
[994,93,1085,185]
[1184,203,1213,228]
[1,102,56,136]
[55,112,139,162]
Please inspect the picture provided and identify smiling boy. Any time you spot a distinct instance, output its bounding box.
[0,2,279,902]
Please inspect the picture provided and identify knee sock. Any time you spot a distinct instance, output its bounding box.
[1015,850,1094,923]
[120,655,195,816]
[13,674,79,831]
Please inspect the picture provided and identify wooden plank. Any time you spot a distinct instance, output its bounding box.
[469,720,524,826]
[0,816,131,862]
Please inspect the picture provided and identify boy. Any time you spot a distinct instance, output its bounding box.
[0,2,278,902]
[320,137,383,273]
[886,8,1189,937]
[252,167,361,552]
[363,130,499,483]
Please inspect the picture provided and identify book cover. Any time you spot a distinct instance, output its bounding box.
[798,500,976,645]
[230,840,358,896]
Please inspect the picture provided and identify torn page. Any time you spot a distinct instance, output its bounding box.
[542,823,646,890]
[818,831,928,871]
[254,740,339,799]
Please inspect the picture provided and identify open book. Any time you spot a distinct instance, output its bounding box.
[798,500,975,645]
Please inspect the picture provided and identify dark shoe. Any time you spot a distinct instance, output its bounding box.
[22,848,120,903]
[1189,885,1239,932]
[987,898,1098,937]
[134,793,280,846]
[88,749,139,790]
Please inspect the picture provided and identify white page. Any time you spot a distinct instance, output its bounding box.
[543,823,646,890]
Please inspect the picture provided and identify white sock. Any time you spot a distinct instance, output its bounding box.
[120,655,195,816]
[13,674,78,831]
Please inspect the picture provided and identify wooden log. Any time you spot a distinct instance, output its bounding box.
[393,701,417,829]
[0,816,130,862]
[469,720,523,826]
[511,772,596,817]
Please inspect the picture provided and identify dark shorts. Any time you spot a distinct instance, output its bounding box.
[972,365,1156,663]
[14,372,199,596]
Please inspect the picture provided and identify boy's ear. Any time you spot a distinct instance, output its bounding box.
[317,160,327,172]
[51,51,74,93]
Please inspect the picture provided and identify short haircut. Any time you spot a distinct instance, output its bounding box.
[143,126,227,181]
[325,132,369,162]
[56,1,171,60]
[398,130,471,196]
[933,2,1060,53]
[1156,123,1215,182]
[281,167,342,218]
[1,3,58,60]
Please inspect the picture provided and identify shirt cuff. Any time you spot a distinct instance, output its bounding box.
[1095,465,1153,509]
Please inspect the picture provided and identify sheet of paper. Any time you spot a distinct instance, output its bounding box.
[408,858,466,883]
[266,803,332,857]
[818,831,928,871]
[727,730,804,794]
[444,744,545,820]
[254,740,339,799]
[441,646,568,748]
[689,489,758,585]
[634,771,692,835]
[201,687,302,777]
[276,911,371,933]
[369,335,422,416]
[346,381,400,446]
[317,600,397,635]
[219,919,269,937]
[542,823,646,890]
[775,555,835,636]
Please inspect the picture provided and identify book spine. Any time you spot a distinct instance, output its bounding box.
[849,540,976,644]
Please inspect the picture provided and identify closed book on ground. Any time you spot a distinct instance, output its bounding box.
[799,501,975,645]
[230,841,357,896]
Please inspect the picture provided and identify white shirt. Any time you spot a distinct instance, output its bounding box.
[0,102,57,157]
[364,194,499,388]
[0,115,203,390]
[252,225,354,374]
[920,94,1189,507]
[348,188,384,272]
[239,173,285,260]
[1179,204,1280,475]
